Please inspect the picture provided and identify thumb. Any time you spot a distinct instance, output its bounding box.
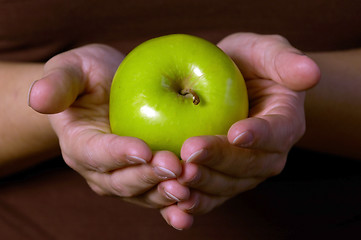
[28,55,85,114]
[218,33,321,91]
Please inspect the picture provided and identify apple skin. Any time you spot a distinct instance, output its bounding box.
[109,34,248,156]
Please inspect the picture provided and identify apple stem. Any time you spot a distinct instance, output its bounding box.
[180,89,200,105]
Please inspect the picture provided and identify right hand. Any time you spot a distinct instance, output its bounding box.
[161,32,321,230]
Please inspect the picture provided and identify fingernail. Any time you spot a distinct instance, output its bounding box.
[186,171,201,186]
[184,201,198,213]
[186,149,207,163]
[27,80,38,106]
[154,166,177,179]
[178,194,199,213]
[126,155,147,165]
[233,131,254,147]
[164,190,181,202]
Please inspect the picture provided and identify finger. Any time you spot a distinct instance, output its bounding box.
[28,54,85,114]
[62,132,152,173]
[218,33,321,91]
[160,205,194,230]
[125,180,190,209]
[177,190,228,215]
[87,151,183,198]
[181,135,286,178]
[153,180,190,206]
[230,78,306,153]
[228,114,304,153]
[178,162,261,196]
[28,44,123,114]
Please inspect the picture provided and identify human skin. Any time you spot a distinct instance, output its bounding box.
[28,45,190,211]
[161,33,321,228]
[2,32,356,230]
[0,62,59,177]
[297,49,361,158]
[27,33,320,230]
[168,36,361,229]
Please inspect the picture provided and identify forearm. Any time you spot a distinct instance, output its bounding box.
[0,62,60,176]
[297,49,361,159]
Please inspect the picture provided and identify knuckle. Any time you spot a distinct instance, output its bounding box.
[266,34,288,44]
[60,131,105,173]
[219,180,240,196]
[187,172,202,188]
[295,119,306,142]
[245,180,261,192]
[82,135,107,172]
[244,152,258,174]
[281,121,305,154]
[246,153,286,178]
[62,155,77,170]
[139,173,160,186]
[268,155,287,177]
[88,182,109,196]
[108,176,134,197]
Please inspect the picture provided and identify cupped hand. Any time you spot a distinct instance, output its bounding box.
[161,33,321,229]
[28,44,189,212]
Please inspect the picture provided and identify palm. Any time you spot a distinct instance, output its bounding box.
[248,76,303,114]
[45,45,123,141]
[246,77,305,143]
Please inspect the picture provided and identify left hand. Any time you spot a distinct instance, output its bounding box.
[28,44,189,215]
[160,33,321,229]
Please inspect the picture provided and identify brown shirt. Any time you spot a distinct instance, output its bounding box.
[1,1,361,239]
[0,0,360,61]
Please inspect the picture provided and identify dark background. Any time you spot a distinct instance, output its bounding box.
[1,148,361,239]
[0,0,360,239]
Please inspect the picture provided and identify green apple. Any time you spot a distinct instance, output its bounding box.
[109,34,248,156]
